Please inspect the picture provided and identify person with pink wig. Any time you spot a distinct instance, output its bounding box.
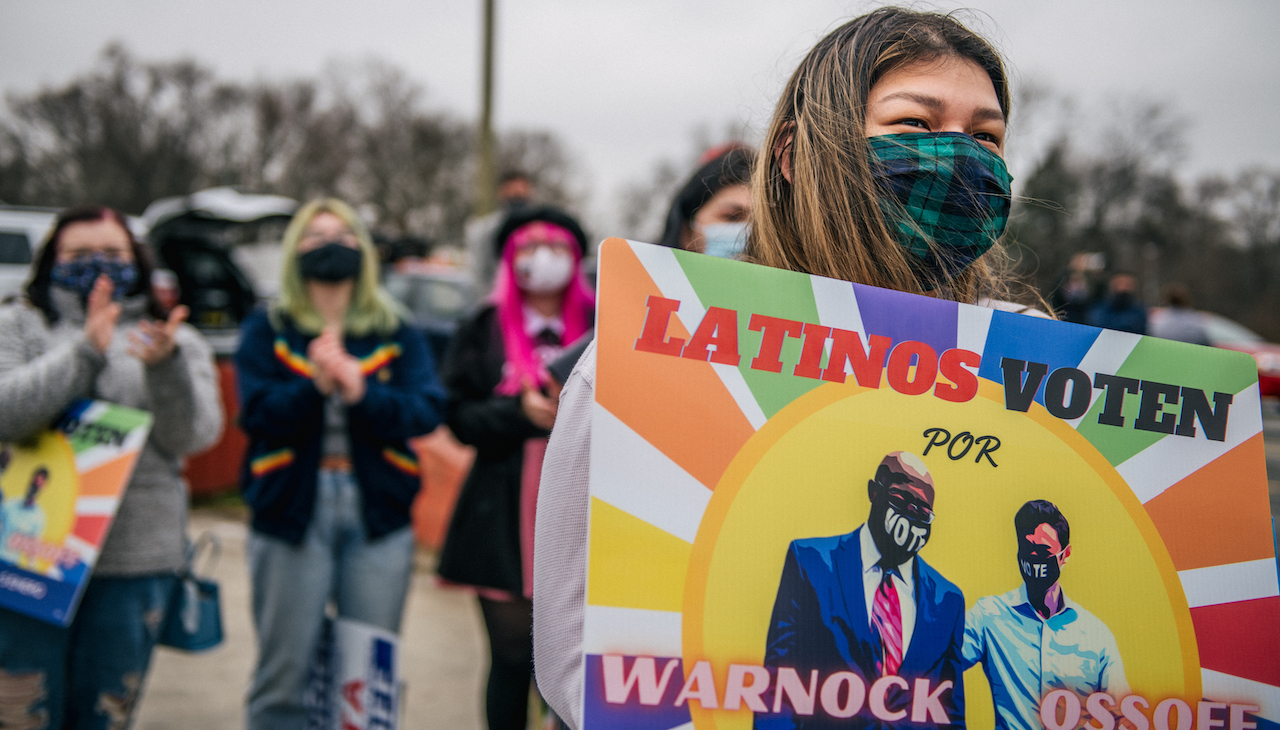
[437,206,593,730]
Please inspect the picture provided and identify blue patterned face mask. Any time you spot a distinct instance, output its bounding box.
[50,254,139,300]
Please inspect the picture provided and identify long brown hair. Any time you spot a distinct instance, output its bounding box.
[746,7,1027,306]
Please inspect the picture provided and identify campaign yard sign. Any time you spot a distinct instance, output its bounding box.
[332,619,400,730]
[0,400,151,626]
[306,617,401,730]
[582,239,1279,730]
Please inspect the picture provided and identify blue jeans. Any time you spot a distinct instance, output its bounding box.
[0,573,176,729]
[246,469,415,730]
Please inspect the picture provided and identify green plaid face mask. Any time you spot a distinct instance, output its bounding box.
[868,132,1013,281]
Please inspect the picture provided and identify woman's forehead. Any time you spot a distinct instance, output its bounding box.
[60,218,131,247]
[870,56,1003,119]
[305,211,352,232]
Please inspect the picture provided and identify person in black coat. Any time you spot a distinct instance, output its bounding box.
[438,206,594,730]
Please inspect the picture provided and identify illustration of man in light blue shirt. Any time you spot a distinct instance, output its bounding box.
[963,500,1127,730]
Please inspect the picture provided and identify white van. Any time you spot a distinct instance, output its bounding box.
[0,206,57,303]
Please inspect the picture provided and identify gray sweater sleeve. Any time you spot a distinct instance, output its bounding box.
[0,308,105,443]
[143,323,224,458]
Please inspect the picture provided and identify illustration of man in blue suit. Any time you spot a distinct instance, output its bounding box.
[757,451,966,729]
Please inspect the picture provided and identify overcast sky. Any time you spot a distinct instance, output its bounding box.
[2,0,1277,234]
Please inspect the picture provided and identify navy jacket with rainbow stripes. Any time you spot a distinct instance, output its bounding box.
[234,309,446,544]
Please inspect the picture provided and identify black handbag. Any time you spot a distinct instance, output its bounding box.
[159,532,224,652]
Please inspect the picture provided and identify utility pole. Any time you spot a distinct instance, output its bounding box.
[476,0,497,216]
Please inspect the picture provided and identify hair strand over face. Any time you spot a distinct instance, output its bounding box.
[745,7,1038,309]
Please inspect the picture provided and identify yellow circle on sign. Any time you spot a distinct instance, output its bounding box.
[683,380,1196,730]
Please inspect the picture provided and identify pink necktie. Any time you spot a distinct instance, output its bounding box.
[871,571,903,676]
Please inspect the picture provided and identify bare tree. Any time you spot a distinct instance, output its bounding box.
[0,44,577,249]
[1231,168,1280,250]
[612,120,757,244]
[0,44,241,213]
[1009,89,1280,338]
[496,129,579,210]
[617,158,684,244]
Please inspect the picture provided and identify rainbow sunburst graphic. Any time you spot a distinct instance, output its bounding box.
[580,239,1279,730]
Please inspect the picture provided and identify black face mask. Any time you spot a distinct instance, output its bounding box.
[868,496,931,568]
[1018,543,1062,594]
[298,242,363,282]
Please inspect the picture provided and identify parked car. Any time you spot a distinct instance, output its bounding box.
[0,206,151,304]
[1149,306,1280,397]
[143,187,297,354]
[382,268,477,367]
[138,188,297,498]
[0,206,56,302]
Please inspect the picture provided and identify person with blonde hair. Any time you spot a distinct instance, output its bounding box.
[236,198,445,729]
[533,8,1042,728]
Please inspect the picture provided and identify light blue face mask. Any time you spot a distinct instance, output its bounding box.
[700,222,749,259]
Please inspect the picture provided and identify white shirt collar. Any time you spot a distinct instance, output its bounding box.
[1012,583,1077,620]
[859,523,915,580]
[523,305,565,338]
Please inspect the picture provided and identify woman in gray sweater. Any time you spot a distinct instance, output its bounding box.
[0,206,223,728]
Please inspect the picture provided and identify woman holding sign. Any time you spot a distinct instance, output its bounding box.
[438,206,594,730]
[533,7,1041,729]
[235,198,445,730]
[0,205,223,728]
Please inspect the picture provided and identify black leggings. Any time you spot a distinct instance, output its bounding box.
[478,596,534,730]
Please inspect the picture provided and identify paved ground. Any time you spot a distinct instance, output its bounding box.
[133,508,491,730]
[135,411,1280,729]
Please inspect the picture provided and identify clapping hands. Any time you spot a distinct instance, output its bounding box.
[307,327,365,404]
[83,275,121,354]
[84,275,189,366]
[127,305,190,365]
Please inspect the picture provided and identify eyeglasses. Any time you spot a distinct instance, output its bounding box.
[886,488,934,524]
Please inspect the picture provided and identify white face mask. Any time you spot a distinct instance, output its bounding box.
[515,247,576,294]
[699,222,749,259]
